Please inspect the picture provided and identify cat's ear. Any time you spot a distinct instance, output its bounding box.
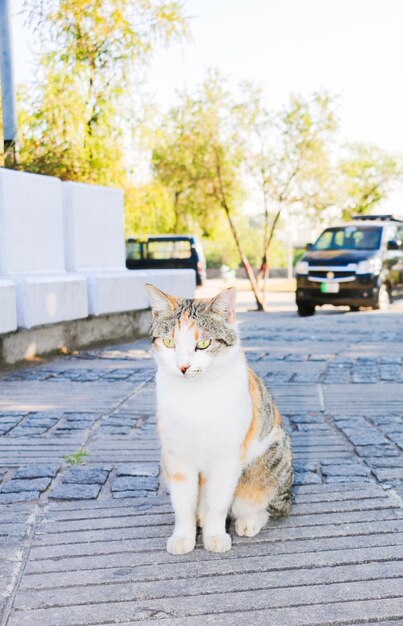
[145,284,177,316]
[209,287,237,320]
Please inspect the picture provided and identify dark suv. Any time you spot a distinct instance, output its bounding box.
[295,215,403,316]
[126,235,207,286]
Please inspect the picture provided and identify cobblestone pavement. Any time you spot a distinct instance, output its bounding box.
[0,294,402,625]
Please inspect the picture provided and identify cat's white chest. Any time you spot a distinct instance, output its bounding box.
[157,364,251,469]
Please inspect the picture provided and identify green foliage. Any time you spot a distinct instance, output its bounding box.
[337,144,402,219]
[247,89,339,263]
[203,216,288,269]
[125,180,176,235]
[63,449,89,465]
[15,0,188,184]
[151,73,246,235]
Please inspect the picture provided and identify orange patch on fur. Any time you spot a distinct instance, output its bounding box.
[235,480,267,504]
[165,294,178,309]
[198,473,206,487]
[167,472,186,482]
[241,370,261,461]
[273,404,283,427]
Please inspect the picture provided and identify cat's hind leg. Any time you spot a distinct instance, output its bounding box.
[232,446,293,537]
[232,495,269,537]
[231,476,269,538]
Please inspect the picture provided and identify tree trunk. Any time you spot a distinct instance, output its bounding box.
[260,207,282,305]
[213,147,266,311]
[223,207,266,311]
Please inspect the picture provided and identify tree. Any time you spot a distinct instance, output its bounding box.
[337,144,402,219]
[15,0,188,183]
[246,90,338,300]
[152,74,267,310]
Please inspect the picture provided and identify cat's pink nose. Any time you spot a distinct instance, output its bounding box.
[179,364,190,374]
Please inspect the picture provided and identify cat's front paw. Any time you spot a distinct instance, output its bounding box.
[203,533,232,553]
[167,535,195,555]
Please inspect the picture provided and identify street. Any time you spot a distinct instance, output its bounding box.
[0,280,402,625]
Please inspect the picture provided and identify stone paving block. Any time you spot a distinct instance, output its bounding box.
[355,444,400,457]
[8,427,48,438]
[379,364,402,382]
[13,464,60,479]
[389,482,403,499]
[49,483,101,500]
[0,491,41,503]
[390,435,403,448]
[111,476,159,492]
[321,463,370,477]
[63,467,110,484]
[372,468,403,482]
[293,472,322,485]
[293,423,329,431]
[265,371,291,382]
[112,490,158,499]
[337,427,389,446]
[0,477,51,493]
[324,475,372,483]
[116,463,159,477]
[368,457,403,468]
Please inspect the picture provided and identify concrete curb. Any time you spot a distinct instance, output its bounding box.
[0,308,151,366]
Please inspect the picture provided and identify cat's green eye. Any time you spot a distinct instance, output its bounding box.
[162,337,175,348]
[196,339,211,350]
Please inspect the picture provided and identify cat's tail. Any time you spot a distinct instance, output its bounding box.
[267,490,292,517]
[267,464,294,518]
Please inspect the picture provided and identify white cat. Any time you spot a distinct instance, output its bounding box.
[146,284,293,555]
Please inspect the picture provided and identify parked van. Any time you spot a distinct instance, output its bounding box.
[126,235,207,286]
[295,215,403,316]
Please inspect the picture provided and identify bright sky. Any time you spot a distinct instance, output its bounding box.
[12,0,403,152]
[11,0,403,212]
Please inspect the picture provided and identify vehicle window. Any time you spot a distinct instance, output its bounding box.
[126,241,142,260]
[397,226,403,249]
[314,230,333,250]
[145,240,192,260]
[313,227,382,251]
[173,240,193,258]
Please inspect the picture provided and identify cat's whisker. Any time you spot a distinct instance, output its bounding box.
[204,369,221,381]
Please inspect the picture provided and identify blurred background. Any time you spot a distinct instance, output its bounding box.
[4,0,403,297]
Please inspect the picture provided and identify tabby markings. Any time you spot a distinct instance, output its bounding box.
[241,370,261,462]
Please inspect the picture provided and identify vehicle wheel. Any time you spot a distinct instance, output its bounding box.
[297,303,316,317]
[374,284,390,311]
[350,306,360,312]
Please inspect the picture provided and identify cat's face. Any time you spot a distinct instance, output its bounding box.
[146,285,238,379]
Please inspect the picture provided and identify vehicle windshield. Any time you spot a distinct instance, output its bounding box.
[312,226,382,251]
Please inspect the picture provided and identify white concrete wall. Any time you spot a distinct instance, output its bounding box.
[0,170,65,274]
[0,280,17,333]
[15,276,88,329]
[146,269,196,299]
[63,182,125,270]
[0,170,196,335]
[62,181,195,316]
[0,170,88,329]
